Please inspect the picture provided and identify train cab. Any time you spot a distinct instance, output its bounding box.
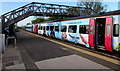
[33,24,38,34]
[25,24,33,32]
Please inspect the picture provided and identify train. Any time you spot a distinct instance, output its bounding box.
[25,10,120,56]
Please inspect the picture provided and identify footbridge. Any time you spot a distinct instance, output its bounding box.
[0,2,95,33]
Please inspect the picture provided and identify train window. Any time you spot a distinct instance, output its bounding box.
[28,27,31,29]
[61,26,67,32]
[86,26,89,33]
[43,26,46,30]
[42,26,44,30]
[40,26,42,30]
[68,25,77,33]
[79,25,89,34]
[90,25,93,34]
[50,26,54,31]
[55,26,59,32]
[106,24,110,34]
[113,24,119,37]
[38,26,41,30]
[26,26,28,28]
[46,26,49,30]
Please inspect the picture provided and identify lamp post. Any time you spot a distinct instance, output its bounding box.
[0,16,2,34]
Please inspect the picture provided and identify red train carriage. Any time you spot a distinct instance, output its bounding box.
[33,24,38,34]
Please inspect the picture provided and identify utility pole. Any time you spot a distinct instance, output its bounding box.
[0,16,2,34]
[0,16,5,54]
[118,1,120,44]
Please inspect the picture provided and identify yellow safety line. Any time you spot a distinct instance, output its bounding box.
[23,30,120,65]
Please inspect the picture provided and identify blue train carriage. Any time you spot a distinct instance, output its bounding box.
[112,16,120,53]
[118,22,120,54]
[25,24,33,32]
[54,22,62,39]
[45,21,62,39]
[54,21,68,40]
[61,19,90,47]
[48,22,55,37]
[45,21,54,37]
[45,23,50,36]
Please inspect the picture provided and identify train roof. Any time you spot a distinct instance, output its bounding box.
[33,9,120,24]
[42,20,59,23]
[35,20,60,24]
[26,24,33,26]
[53,10,120,22]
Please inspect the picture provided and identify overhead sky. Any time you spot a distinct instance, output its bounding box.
[1,0,120,26]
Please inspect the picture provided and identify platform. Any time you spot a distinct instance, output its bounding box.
[2,29,119,71]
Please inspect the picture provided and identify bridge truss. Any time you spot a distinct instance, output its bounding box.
[0,2,95,33]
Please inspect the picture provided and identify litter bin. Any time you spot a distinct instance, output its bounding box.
[0,34,5,54]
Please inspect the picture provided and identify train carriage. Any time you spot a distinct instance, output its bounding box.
[47,23,55,37]
[54,22,67,40]
[25,24,33,32]
[38,23,47,35]
[52,11,120,52]
[37,24,41,34]
[45,24,50,36]
[54,22,61,39]
[26,10,120,54]
[33,24,39,34]
[65,19,90,47]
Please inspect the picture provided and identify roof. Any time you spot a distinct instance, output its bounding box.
[53,10,120,22]
[34,9,120,24]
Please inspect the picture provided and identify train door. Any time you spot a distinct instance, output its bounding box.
[95,18,106,49]
[35,25,38,33]
[89,19,95,48]
[55,26,59,38]
[119,24,120,46]
[50,26,55,37]
[43,26,46,35]
[105,17,113,51]
[94,17,113,51]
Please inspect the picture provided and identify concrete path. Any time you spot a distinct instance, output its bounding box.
[6,63,25,69]
[35,54,109,69]
[10,29,118,70]
[2,44,24,70]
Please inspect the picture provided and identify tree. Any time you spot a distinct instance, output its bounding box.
[66,7,80,15]
[77,1,107,14]
[46,16,70,21]
[27,23,31,25]
[32,18,46,24]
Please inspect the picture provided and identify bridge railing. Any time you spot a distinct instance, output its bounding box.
[3,4,33,23]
